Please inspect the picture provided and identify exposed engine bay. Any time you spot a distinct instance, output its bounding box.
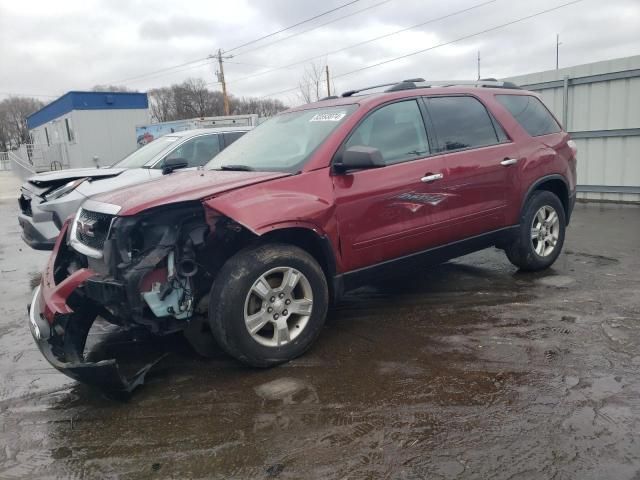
[36,201,254,395]
[65,203,250,328]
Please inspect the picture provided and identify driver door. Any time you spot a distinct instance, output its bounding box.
[332,99,437,271]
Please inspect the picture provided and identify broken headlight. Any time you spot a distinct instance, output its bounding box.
[45,178,87,201]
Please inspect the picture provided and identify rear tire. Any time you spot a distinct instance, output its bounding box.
[208,243,328,367]
[506,190,566,271]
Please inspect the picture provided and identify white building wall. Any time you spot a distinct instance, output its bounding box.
[26,114,74,170]
[28,108,149,169]
[505,55,640,203]
[73,109,149,168]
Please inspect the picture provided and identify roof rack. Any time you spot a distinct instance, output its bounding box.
[341,78,519,97]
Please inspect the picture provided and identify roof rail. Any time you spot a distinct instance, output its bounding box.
[341,78,425,97]
[405,79,520,90]
[341,78,519,97]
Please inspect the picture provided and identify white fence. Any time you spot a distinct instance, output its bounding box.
[0,152,10,171]
[0,142,69,177]
[16,143,69,171]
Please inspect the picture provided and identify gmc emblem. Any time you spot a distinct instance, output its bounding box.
[77,218,97,238]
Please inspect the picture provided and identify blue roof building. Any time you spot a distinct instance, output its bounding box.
[27,91,149,169]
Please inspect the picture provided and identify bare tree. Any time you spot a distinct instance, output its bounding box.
[298,61,329,104]
[146,78,287,122]
[92,85,137,92]
[230,97,287,117]
[0,96,44,149]
[148,87,174,122]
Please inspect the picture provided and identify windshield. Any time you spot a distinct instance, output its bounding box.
[113,136,181,168]
[206,105,357,172]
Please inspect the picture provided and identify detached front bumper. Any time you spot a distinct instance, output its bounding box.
[28,286,159,394]
[28,222,163,396]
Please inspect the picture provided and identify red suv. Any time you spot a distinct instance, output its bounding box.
[29,79,577,392]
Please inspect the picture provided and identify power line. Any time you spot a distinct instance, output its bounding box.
[224,60,278,69]
[123,59,216,86]
[260,0,586,99]
[100,1,364,87]
[0,91,58,99]
[230,0,395,58]
[109,57,212,86]
[225,0,496,86]
[224,0,362,55]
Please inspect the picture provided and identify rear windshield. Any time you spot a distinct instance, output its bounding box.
[495,94,561,137]
[206,105,357,173]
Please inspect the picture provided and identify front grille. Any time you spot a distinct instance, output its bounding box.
[75,208,114,251]
[18,194,32,216]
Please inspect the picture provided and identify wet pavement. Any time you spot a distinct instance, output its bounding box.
[1,174,639,478]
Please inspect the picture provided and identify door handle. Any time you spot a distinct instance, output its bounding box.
[500,158,518,166]
[421,173,444,183]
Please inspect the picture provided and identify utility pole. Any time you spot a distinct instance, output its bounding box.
[325,64,331,97]
[216,49,230,116]
[555,34,561,70]
[477,51,481,80]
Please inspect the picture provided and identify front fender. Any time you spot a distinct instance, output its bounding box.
[204,170,336,234]
[203,170,344,271]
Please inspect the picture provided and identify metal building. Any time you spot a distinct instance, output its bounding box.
[505,55,640,202]
[26,91,149,171]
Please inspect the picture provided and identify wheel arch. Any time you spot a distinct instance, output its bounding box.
[522,175,571,224]
[257,225,340,303]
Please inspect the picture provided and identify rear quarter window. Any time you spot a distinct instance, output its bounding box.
[495,94,561,136]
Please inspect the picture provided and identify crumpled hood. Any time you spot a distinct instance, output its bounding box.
[27,167,126,187]
[92,169,291,216]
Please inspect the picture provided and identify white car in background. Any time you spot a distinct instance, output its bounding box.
[18,127,250,250]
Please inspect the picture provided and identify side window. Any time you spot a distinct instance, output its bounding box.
[223,131,245,148]
[165,134,221,167]
[344,100,429,165]
[495,94,561,136]
[426,96,501,152]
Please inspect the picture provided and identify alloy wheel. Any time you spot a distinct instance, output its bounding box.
[531,205,560,257]
[243,267,314,347]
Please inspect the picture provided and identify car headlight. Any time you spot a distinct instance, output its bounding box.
[45,178,87,201]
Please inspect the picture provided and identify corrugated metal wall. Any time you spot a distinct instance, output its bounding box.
[505,55,640,202]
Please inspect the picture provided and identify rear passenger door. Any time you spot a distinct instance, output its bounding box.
[419,95,520,243]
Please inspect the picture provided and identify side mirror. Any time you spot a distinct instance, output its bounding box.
[162,157,188,174]
[335,146,384,172]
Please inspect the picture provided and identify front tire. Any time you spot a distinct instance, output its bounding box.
[208,243,329,367]
[506,190,566,271]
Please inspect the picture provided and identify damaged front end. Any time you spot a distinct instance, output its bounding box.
[29,199,251,395]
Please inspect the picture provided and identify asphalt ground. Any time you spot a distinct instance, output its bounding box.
[1,171,639,479]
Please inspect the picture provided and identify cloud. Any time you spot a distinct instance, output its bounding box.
[139,16,220,40]
[0,0,638,104]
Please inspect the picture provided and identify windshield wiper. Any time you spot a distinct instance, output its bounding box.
[218,164,254,171]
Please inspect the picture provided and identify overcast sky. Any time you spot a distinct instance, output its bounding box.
[0,0,638,106]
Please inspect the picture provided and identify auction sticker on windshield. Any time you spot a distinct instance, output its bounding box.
[309,112,346,122]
